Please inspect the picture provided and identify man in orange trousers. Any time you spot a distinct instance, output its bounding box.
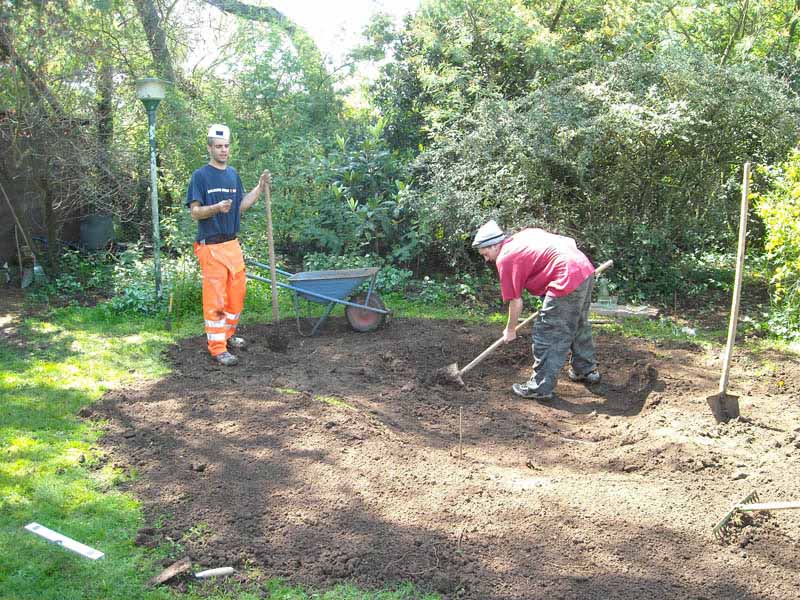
[186,124,270,366]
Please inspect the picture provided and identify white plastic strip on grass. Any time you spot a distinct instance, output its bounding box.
[24,523,105,560]
[195,567,235,579]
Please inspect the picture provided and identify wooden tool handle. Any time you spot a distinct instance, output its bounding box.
[264,176,279,324]
[719,163,750,396]
[459,259,613,377]
[594,259,613,275]
[739,501,800,512]
[459,336,509,377]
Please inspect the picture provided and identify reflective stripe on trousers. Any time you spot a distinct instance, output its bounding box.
[194,239,246,356]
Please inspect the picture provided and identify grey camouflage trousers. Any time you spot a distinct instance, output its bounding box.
[524,274,596,396]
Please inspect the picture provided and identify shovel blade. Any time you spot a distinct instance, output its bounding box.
[707,393,740,423]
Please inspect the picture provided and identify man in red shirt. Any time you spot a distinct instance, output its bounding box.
[473,220,601,400]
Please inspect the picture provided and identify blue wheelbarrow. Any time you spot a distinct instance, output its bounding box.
[246,260,391,336]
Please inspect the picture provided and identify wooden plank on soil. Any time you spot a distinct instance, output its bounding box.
[147,556,192,587]
[590,303,660,319]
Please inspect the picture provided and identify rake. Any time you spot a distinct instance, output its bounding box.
[712,491,800,541]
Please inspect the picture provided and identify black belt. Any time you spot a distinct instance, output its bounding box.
[199,233,236,245]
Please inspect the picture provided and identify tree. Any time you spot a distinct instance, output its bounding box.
[0,1,141,269]
[133,0,178,82]
[409,49,800,295]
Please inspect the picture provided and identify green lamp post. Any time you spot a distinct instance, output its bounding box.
[135,77,168,300]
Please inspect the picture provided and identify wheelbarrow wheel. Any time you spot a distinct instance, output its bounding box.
[346,293,387,332]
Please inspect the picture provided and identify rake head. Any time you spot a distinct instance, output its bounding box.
[712,490,760,542]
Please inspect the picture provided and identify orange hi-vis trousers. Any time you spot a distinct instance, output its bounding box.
[194,239,247,357]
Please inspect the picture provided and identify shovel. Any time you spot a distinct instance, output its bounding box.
[436,259,613,387]
[707,163,750,423]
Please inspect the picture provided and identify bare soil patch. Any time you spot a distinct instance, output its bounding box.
[92,318,800,599]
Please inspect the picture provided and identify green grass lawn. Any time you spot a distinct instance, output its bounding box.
[0,296,441,600]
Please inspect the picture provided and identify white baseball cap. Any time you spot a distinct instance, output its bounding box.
[207,124,230,141]
[472,219,507,248]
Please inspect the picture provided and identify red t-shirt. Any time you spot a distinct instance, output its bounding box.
[495,229,595,300]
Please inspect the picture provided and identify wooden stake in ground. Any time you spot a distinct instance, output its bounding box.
[166,291,173,331]
[264,173,288,352]
[708,162,750,422]
[459,406,463,459]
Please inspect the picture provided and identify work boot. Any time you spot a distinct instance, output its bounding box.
[214,351,239,366]
[227,336,247,349]
[567,367,601,384]
[511,383,553,401]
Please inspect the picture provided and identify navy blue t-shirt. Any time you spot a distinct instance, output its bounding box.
[185,164,244,242]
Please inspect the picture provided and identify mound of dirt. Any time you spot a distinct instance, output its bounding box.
[92,318,800,599]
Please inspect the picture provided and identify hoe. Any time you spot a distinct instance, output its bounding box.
[435,260,613,387]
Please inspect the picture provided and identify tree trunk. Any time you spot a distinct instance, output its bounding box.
[721,0,750,66]
[97,61,114,215]
[133,0,178,82]
[203,0,329,91]
[786,0,800,56]
[38,175,59,272]
[205,0,297,34]
[550,0,568,33]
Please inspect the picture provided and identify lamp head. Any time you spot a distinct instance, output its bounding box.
[136,77,167,101]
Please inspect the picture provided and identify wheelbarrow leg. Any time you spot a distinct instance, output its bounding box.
[293,293,336,337]
[364,273,377,304]
[293,293,304,335]
[311,302,336,336]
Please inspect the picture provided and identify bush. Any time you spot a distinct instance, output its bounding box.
[755,152,800,339]
[103,244,161,314]
[411,49,800,301]
[101,246,200,317]
[27,249,114,307]
[405,271,497,310]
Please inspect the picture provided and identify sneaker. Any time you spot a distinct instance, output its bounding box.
[214,351,239,366]
[227,336,247,349]
[511,383,553,400]
[568,367,601,384]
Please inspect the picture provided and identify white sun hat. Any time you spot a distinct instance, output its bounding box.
[207,124,230,141]
[472,219,507,248]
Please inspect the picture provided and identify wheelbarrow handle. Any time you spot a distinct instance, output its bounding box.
[460,259,613,377]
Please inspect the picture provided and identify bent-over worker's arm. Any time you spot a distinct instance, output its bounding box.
[240,170,271,213]
[189,199,232,221]
[504,297,523,343]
